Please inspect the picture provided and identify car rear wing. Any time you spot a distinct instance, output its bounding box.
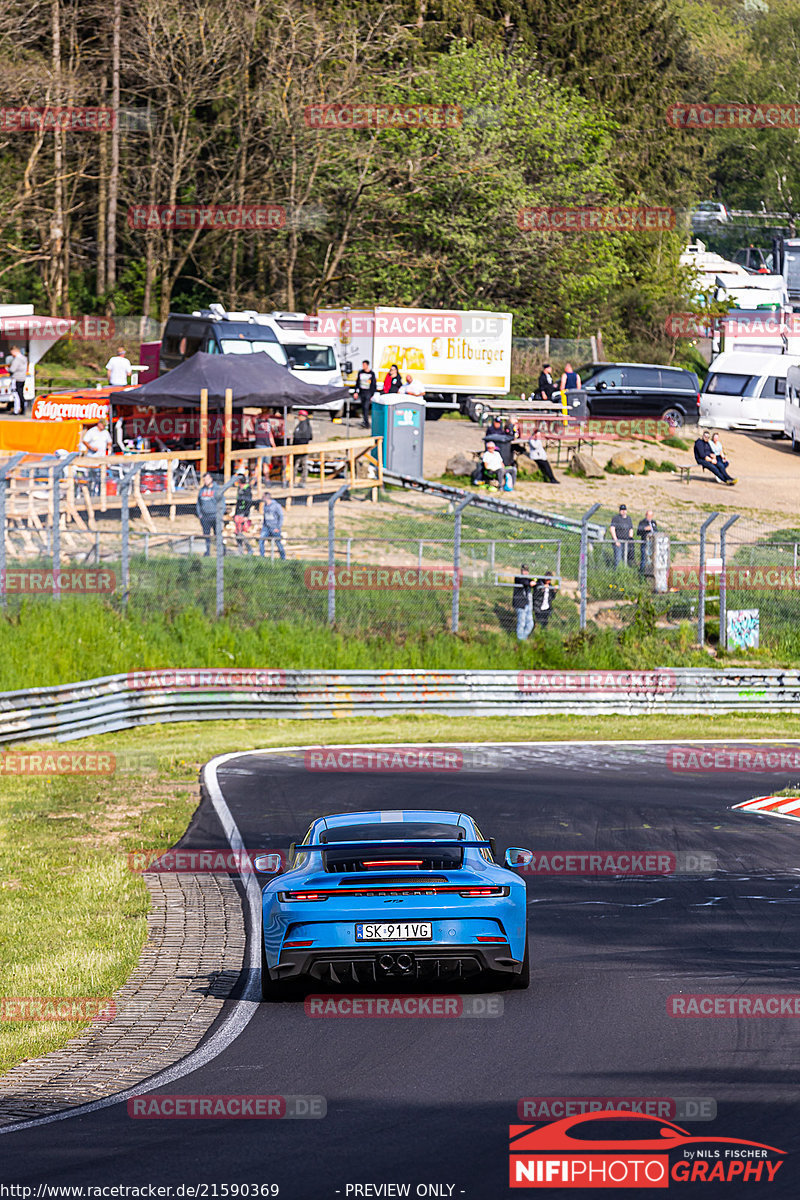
[306,839,492,852]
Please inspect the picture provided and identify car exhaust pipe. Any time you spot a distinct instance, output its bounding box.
[396,953,414,974]
[378,954,396,973]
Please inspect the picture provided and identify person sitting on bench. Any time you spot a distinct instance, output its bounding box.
[694,429,736,485]
[472,441,506,488]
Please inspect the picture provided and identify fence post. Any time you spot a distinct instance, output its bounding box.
[120,463,143,609]
[697,512,720,645]
[50,452,81,601]
[579,503,601,630]
[328,485,350,624]
[718,513,740,650]
[0,453,25,611]
[452,495,474,634]
[216,478,239,618]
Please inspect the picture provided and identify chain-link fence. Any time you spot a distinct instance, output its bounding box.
[3,463,800,650]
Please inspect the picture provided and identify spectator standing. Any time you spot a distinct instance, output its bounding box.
[512,565,534,641]
[196,472,218,557]
[106,346,132,387]
[532,573,557,629]
[560,362,581,391]
[253,413,276,483]
[233,473,254,554]
[472,441,505,488]
[292,408,313,487]
[259,492,286,559]
[528,431,558,483]
[537,363,555,403]
[609,503,634,568]
[80,418,112,496]
[484,417,513,466]
[636,509,658,576]
[7,345,27,414]
[382,364,402,393]
[694,429,736,484]
[355,360,377,428]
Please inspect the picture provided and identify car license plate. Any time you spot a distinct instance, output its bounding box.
[355,922,432,941]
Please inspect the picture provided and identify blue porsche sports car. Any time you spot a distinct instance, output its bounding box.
[256,809,532,999]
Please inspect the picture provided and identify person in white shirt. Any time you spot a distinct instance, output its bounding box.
[472,442,508,488]
[7,345,28,414]
[106,346,132,387]
[709,432,729,470]
[528,432,558,483]
[399,373,426,397]
[81,419,113,495]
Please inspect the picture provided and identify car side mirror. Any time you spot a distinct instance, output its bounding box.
[344,360,352,374]
[595,380,606,391]
[287,356,296,368]
[505,847,534,868]
[253,852,283,874]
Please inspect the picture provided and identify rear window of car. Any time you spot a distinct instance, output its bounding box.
[658,369,696,391]
[704,372,753,395]
[320,822,465,843]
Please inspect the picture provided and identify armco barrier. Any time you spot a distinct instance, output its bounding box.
[0,669,799,745]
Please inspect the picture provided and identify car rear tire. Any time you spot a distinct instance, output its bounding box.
[662,408,685,429]
[261,932,305,1001]
[793,433,800,453]
[510,937,530,990]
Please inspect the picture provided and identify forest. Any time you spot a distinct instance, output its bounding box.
[0,0,797,359]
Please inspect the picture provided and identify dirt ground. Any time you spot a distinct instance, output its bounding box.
[37,412,798,549]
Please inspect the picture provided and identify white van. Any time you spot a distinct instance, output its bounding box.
[700,351,800,432]
[269,313,343,386]
[784,365,800,449]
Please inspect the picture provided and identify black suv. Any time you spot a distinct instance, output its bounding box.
[578,362,700,428]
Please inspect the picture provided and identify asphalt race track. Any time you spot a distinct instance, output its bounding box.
[3,743,800,1199]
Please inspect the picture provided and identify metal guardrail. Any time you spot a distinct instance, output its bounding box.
[1,669,800,745]
[383,472,606,540]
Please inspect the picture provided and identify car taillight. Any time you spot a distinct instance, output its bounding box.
[476,936,507,942]
[283,939,314,947]
[697,392,701,408]
[362,860,424,868]
[282,891,328,901]
[459,887,505,897]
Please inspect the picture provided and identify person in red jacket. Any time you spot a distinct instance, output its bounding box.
[382,364,401,393]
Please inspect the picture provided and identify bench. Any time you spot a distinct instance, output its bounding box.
[678,464,691,484]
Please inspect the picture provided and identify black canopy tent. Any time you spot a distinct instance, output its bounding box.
[116,351,352,474]
[120,350,350,409]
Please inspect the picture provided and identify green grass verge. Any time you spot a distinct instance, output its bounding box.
[3,712,800,1074]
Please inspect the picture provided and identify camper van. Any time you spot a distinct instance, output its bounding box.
[784,364,800,449]
[159,306,289,373]
[700,350,800,432]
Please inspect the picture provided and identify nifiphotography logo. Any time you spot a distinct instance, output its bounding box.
[509,1111,785,1188]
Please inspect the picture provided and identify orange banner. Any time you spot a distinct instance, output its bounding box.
[0,420,81,453]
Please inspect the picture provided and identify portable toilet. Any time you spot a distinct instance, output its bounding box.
[371,394,425,475]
